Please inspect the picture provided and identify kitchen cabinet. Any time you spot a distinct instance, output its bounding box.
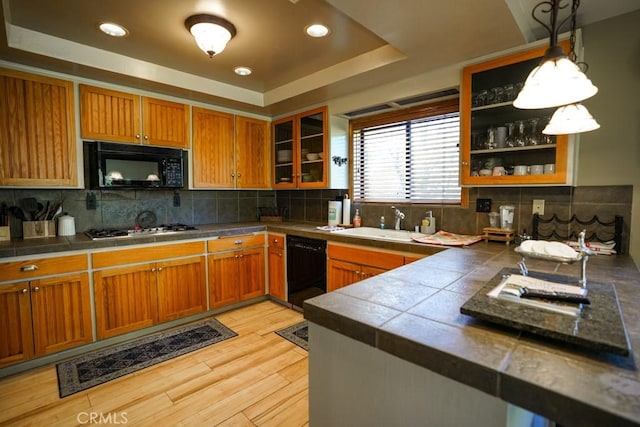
[0,254,91,368]
[92,242,206,339]
[273,106,327,188]
[208,234,266,308]
[80,84,189,148]
[326,243,404,291]
[0,68,77,186]
[267,233,286,301]
[460,41,574,186]
[192,107,270,188]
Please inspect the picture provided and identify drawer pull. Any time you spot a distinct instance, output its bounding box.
[20,288,28,294]
[20,265,39,272]
[151,268,156,272]
[273,239,279,243]
[32,286,40,292]
[158,267,163,272]
[234,239,243,245]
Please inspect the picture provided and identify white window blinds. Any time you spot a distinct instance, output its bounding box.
[352,102,461,203]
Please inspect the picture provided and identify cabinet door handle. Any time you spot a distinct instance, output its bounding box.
[135,133,141,139]
[231,172,235,177]
[278,253,282,257]
[461,161,469,166]
[20,265,39,272]
[158,267,163,272]
[144,135,149,140]
[151,268,156,272]
[273,239,279,243]
[237,173,241,178]
[20,288,28,294]
[238,254,244,258]
[32,286,40,292]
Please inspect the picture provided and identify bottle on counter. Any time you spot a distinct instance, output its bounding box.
[353,209,362,228]
[380,216,385,229]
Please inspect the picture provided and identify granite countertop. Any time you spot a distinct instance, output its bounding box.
[304,244,640,427]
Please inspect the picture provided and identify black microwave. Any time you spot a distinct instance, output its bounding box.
[84,141,187,190]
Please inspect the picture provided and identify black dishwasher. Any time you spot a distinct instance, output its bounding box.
[287,235,327,310]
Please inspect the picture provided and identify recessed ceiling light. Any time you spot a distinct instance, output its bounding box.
[99,22,129,37]
[234,66,252,76]
[305,24,329,38]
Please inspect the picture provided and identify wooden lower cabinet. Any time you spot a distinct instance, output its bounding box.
[327,243,406,292]
[268,246,286,300]
[0,273,92,368]
[209,247,266,309]
[94,256,206,339]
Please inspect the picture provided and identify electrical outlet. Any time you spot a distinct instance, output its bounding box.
[532,199,545,215]
[173,191,181,207]
[476,198,492,213]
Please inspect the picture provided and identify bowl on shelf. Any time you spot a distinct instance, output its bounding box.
[318,152,324,159]
[279,177,291,183]
[277,150,292,163]
[306,153,319,161]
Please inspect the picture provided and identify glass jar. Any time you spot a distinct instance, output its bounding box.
[514,120,527,147]
[527,118,541,146]
[505,122,515,147]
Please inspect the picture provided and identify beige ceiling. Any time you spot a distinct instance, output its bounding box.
[1,0,638,117]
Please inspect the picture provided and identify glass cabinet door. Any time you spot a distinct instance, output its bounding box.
[299,109,326,187]
[273,118,295,187]
[461,41,572,186]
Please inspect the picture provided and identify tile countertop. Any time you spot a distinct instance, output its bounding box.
[303,240,640,427]
[2,221,639,425]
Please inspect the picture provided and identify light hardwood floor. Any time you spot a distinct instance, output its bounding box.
[0,301,308,426]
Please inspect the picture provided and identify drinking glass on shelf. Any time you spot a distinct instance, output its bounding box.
[541,116,555,144]
[503,84,516,101]
[514,120,527,147]
[527,118,541,146]
[476,90,488,106]
[505,122,515,147]
[486,127,496,149]
[491,87,505,103]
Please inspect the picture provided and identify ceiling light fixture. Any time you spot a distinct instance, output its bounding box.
[99,22,128,37]
[305,24,329,38]
[513,0,597,110]
[185,14,237,58]
[234,66,252,76]
[543,103,600,134]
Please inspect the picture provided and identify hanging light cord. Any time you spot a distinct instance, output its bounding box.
[568,0,589,72]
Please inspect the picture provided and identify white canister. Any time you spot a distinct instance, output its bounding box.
[328,201,342,227]
[57,215,76,236]
[499,205,515,230]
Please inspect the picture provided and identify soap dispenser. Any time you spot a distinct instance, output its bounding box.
[353,209,362,228]
[420,211,435,234]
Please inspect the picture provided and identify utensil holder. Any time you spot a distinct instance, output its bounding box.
[23,220,56,239]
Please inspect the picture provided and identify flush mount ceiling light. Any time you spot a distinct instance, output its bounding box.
[305,24,330,37]
[185,14,237,58]
[513,0,598,110]
[99,22,128,37]
[234,66,252,76]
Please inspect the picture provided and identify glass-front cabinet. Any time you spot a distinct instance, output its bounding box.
[461,41,574,186]
[273,106,327,188]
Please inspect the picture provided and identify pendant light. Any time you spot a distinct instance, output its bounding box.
[543,103,600,134]
[513,0,598,110]
[185,14,237,58]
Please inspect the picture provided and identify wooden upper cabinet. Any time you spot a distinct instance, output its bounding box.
[141,97,189,148]
[235,115,270,188]
[192,107,271,189]
[0,68,77,186]
[79,84,141,143]
[192,107,235,188]
[80,84,189,148]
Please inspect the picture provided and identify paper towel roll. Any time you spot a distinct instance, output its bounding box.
[342,198,351,225]
[328,201,342,227]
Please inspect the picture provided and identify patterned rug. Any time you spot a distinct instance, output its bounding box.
[57,318,237,398]
[275,321,308,351]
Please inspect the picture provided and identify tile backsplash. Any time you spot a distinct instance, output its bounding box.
[0,185,631,253]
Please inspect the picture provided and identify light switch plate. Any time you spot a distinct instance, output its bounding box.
[476,198,492,213]
[532,199,545,215]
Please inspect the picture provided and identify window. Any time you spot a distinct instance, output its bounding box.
[351,98,462,204]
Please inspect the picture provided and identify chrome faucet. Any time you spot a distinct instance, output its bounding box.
[391,206,405,230]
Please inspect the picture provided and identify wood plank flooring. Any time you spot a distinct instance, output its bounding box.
[0,301,308,426]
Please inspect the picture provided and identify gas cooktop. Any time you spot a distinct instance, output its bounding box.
[85,224,198,240]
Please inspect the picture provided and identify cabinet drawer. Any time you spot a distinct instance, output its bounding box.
[0,254,88,282]
[207,234,265,252]
[328,243,404,270]
[267,233,285,249]
[92,241,205,269]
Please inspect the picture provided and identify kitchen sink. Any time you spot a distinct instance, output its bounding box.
[333,227,425,242]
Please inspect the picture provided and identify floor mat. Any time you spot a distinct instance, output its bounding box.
[56,318,237,398]
[275,321,308,351]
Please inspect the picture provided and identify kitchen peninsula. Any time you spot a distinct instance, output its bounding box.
[303,240,640,427]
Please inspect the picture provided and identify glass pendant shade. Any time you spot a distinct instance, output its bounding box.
[513,48,598,109]
[543,103,600,135]
[185,15,237,58]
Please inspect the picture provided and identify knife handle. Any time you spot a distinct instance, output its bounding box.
[520,287,591,305]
